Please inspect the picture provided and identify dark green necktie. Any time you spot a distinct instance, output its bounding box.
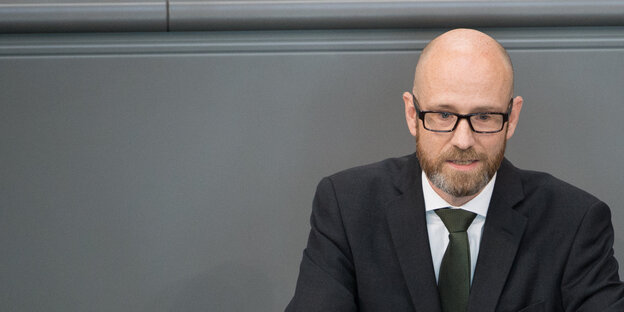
[435,208,477,312]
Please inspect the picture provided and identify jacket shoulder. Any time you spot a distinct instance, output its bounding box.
[509,163,604,217]
[326,154,412,188]
[314,154,417,210]
[518,167,599,202]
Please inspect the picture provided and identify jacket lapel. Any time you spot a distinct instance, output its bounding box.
[467,159,527,312]
[385,155,442,312]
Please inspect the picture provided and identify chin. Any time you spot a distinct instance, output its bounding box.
[435,168,491,198]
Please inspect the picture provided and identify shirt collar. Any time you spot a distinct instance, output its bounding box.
[421,171,496,217]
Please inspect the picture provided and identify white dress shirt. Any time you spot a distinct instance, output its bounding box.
[422,171,496,284]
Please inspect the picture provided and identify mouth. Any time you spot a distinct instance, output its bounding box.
[446,159,479,170]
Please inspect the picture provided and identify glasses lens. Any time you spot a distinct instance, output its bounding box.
[424,112,458,131]
[470,113,504,132]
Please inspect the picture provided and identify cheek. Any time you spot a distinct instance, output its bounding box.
[417,134,448,155]
[480,136,507,155]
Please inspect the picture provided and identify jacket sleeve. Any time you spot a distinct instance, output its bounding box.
[561,201,624,311]
[286,177,358,312]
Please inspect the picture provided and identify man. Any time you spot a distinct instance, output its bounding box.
[286,29,624,311]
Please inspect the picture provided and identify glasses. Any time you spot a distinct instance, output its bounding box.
[412,94,513,133]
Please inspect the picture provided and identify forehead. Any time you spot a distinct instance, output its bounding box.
[419,98,509,113]
[416,68,511,112]
[415,44,513,112]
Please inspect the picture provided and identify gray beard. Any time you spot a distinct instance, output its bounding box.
[427,168,491,197]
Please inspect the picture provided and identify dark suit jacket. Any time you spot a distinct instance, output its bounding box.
[286,154,624,312]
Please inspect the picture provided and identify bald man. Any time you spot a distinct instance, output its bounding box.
[286,29,624,312]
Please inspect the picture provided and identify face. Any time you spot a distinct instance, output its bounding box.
[404,47,522,202]
[416,119,506,197]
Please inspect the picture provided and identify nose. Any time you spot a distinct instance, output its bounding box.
[450,118,476,150]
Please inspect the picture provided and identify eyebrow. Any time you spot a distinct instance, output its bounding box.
[427,103,502,112]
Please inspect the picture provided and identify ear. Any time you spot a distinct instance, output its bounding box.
[403,92,418,137]
[506,95,523,140]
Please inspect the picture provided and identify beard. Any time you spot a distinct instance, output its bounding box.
[416,138,506,198]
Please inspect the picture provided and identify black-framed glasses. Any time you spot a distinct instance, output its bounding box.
[412,94,513,133]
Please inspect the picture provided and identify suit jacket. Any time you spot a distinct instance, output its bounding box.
[286,154,624,312]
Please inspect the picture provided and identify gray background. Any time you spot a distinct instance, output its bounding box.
[2,1,624,311]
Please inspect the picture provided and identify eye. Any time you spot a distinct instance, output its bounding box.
[439,112,452,119]
[477,114,491,120]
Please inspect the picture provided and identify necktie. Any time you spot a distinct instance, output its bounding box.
[435,208,477,312]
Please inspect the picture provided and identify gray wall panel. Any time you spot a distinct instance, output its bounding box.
[0,0,166,33]
[168,0,624,31]
[3,1,624,33]
[2,28,624,311]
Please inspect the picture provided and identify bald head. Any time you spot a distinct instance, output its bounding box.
[413,29,514,100]
[403,29,523,205]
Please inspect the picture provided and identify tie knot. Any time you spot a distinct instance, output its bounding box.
[435,208,477,233]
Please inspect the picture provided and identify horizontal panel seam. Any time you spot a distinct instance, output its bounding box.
[2,1,624,33]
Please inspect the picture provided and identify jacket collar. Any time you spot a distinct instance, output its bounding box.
[467,158,527,312]
[385,155,527,312]
[386,154,441,312]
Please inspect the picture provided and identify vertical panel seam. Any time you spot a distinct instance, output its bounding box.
[166,0,170,32]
